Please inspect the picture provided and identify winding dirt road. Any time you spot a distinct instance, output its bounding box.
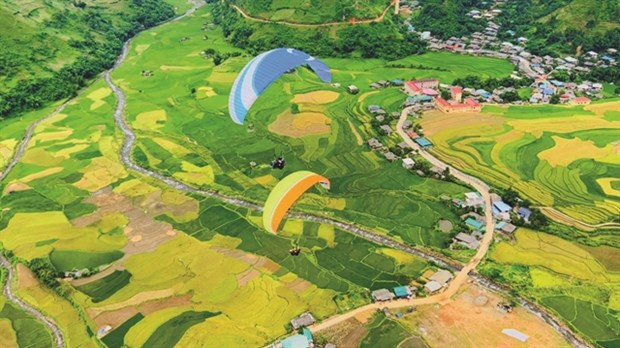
[308,106,497,333]
[231,1,395,28]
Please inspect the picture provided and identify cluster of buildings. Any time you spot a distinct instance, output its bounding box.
[404,79,482,113]
[271,313,327,348]
[371,285,415,302]
[451,191,535,250]
[371,269,454,301]
[401,1,617,104]
[528,78,598,104]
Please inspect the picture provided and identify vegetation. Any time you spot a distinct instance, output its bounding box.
[421,101,620,225]
[0,0,176,119]
[143,311,220,348]
[483,228,620,347]
[0,301,53,348]
[495,0,620,55]
[411,0,490,40]
[76,270,132,303]
[360,312,413,348]
[102,313,145,348]
[49,250,124,272]
[231,0,389,24]
[213,2,428,59]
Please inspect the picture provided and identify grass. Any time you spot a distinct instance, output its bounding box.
[489,228,620,347]
[76,270,132,303]
[49,250,124,272]
[102,313,145,348]
[0,302,53,348]
[231,0,389,24]
[360,313,412,348]
[422,101,620,224]
[143,311,220,348]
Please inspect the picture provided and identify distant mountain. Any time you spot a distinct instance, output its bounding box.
[230,0,390,24]
[0,0,175,118]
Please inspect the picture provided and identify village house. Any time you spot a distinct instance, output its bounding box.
[466,217,484,231]
[425,269,453,293]
[495,221,517,234]
[347,85,359,94]
[398,141,411,150]
[492,201,512,221]
[404,79,439,96]
[367,138,383,149]
[380,125,393,135]
[454,232,480,249]
[402,157,415,169]
[393,286,414,299]
[372,288,395,302]
[518,207,532,222]
[572,96,591,105]
[414,137,433,149]
[464,192,484,207]
[384,152,399,162]
[291,312,316,330]
[435,97,481,113]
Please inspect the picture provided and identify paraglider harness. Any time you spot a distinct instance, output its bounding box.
[271,156,285,170]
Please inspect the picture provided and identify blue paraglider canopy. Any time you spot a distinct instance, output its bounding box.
[228,48,332,124]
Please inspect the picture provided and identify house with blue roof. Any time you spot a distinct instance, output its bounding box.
[281,334,311,348]
[475,89,491,99]
[518,207,532,221]
[492,201,512,221]
[393,286,413,299]
[601,55,615,63]
[368,105,381,112]
[465,218,484,231]
[415,137,432,148]
[542,87,555,96]
[550,80,565,87]
[392,79,404,86]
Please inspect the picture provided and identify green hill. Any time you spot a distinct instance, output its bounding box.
[495,0,620,55]
[231,0,390,24]
[0,0,176,118]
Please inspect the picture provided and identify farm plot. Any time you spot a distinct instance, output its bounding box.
[422,102,620,224]
[490,229,620,347]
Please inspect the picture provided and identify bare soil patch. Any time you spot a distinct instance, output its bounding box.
[269,110,331,138]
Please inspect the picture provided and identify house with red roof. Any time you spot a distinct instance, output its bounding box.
[436,97,481,113]
[571,96,591,105]
[404,79,439,96]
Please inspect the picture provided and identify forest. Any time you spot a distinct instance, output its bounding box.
[212,2,428,59]
[0,0,175,119]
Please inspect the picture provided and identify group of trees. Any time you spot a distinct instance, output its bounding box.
[0,0,176,119]
[452,75,533,92]
[495,0,620,55]
[212,2,428,60]
[411,0,489,40]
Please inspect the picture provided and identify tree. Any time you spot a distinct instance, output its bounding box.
[529,209,549,229]
[500,91,521,103]
[549,94,560,104]
[291,103,300,114]
[440,89,451,100]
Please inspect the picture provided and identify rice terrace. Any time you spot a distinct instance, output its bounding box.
[0,1,619,348]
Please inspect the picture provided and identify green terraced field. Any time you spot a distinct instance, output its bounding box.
[422,102,620,224]
[0,301,53,348]
[76,270,132,303]
[50,250,124,272]
[143,311,220,348]
[486,229,620,347]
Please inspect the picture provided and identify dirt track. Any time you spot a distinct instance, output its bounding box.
[231,1,395,28]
